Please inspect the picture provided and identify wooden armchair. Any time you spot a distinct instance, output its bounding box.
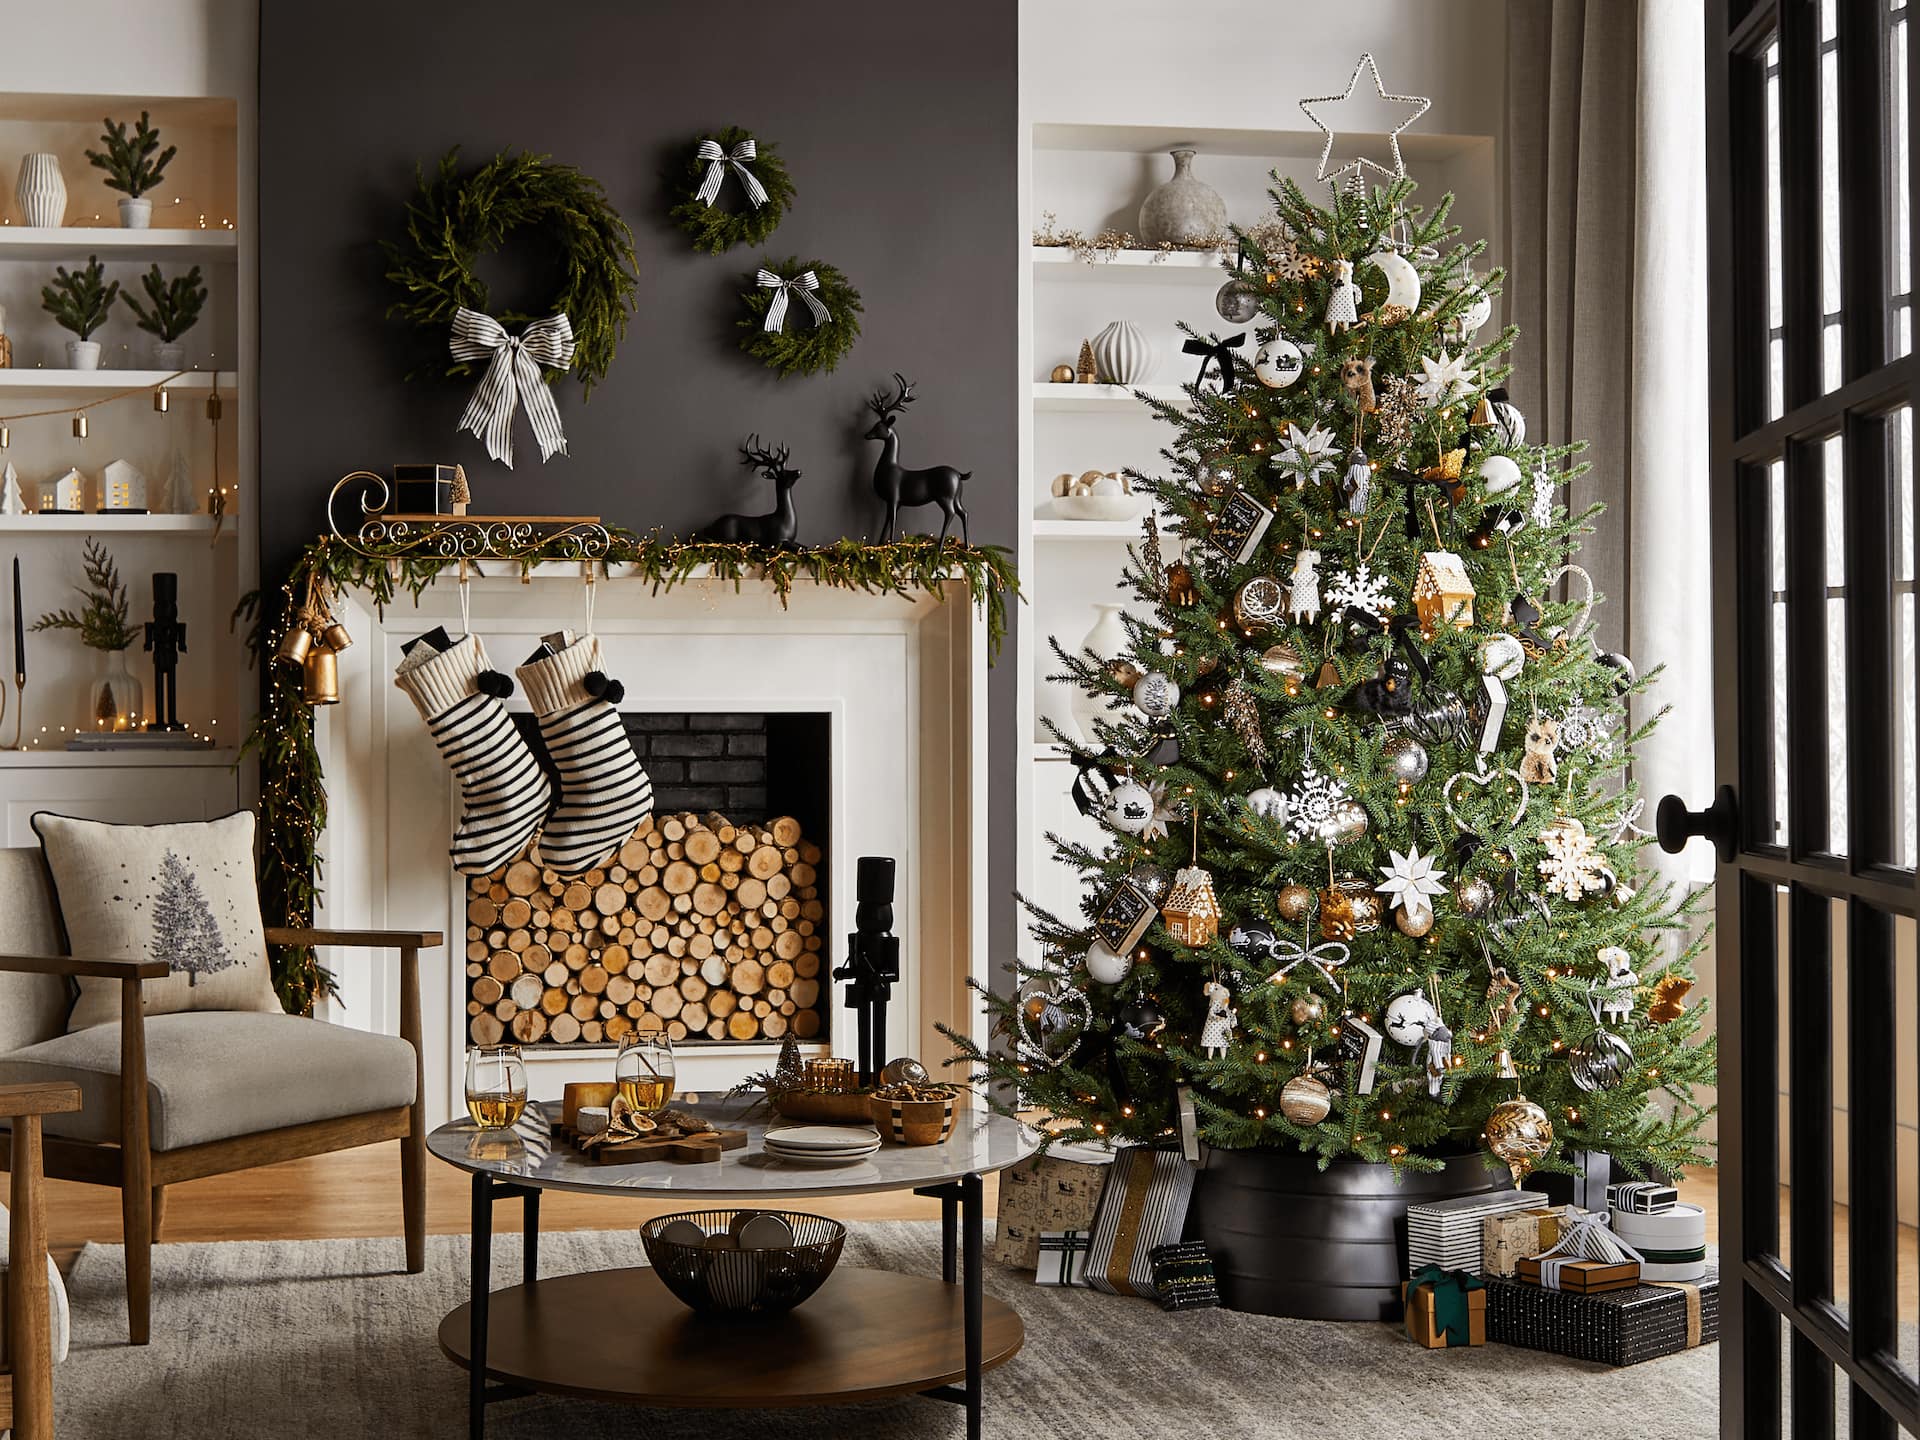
[0,863,442,1347]
[0,1080,78,1440]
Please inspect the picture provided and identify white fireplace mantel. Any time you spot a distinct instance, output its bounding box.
[310,564,991,1123]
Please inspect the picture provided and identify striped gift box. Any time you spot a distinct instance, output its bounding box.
[1035,1229,1091,1286]
[1084,1145,1196,1300]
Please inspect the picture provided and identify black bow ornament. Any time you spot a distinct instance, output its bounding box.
[1184,333,1247,394]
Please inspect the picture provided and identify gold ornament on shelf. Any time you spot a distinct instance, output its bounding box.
[1051,363,1075,384]
[1075,339,1098,384]
[1482,1093,1554,1182]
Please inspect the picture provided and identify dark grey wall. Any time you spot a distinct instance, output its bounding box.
[258,1,1020,961]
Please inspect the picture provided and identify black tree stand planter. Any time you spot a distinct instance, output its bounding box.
[1186,1147,1514,1320]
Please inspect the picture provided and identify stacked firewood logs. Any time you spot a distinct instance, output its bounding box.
[463,812,825,1047]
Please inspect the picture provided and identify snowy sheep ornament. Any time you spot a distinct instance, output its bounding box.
[1200,979,1237,1058]
[1288,549,1323,623]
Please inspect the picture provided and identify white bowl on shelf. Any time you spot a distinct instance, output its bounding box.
[1050,493,1148,522]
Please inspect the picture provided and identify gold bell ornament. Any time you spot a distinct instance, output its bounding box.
[301,645,339,705]
[276,614,316,667]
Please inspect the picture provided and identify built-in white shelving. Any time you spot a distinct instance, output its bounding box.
[1032,381,1186,412]
[0,225,237,263]
[0,746,236,768]
[0,513,230,536]
[0,369,224,400]
[1031,246,1224,279]
[1032,518,1141,541]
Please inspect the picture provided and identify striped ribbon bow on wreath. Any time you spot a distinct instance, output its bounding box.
[757,268,831,333]
[449,307,576,468]
[695,137,769,208]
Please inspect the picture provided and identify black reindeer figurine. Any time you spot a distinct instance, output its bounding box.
[864,374,970,546]
[694,436,803,549]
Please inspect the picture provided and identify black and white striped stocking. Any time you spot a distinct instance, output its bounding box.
[517,632,653,876]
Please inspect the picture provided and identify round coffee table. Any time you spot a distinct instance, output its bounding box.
[428,1096,1037,1439]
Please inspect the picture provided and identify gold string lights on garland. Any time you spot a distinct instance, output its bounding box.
[240,523,1019,1015]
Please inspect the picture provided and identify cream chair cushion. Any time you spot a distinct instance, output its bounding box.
[0,1012,416,1152]
[35,811,283,1031]
[0,848,72,1055]
[0,1198,69,1366]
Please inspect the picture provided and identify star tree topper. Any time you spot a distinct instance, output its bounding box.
[1299,53,1434,186]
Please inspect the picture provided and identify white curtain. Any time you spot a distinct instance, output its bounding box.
[1505,0,1715,891]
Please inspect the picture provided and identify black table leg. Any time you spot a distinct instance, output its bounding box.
[962,1171,983,1440]
[469,1172,492,1440]
[941,1189,958,1283]
[523,1187,540,1286]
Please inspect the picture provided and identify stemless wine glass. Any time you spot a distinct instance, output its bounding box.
[615,1031,676,1117]
[465,1044,528,1129]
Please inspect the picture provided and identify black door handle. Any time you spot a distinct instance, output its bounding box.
[1655,785,1738,864]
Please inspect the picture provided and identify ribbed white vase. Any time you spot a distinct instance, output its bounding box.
[1091,320,1159,385]
[16,154,65,227]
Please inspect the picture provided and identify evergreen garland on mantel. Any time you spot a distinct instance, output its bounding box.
[240,533,1019,1014]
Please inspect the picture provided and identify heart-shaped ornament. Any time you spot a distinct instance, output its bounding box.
[1443,762,1528,834]
[1015,978,1091,1069]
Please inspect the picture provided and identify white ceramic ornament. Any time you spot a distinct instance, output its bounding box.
[1132,672,1180,718]
[1105,779,1157,834]
[1084,941,1134,986]
[1384,991,1441,1048]
[1458,285,1492,336]
[1253,337,1304,388]
[1246,787,1287,821]
[1479,634,1525,680]
[1478,453,1522,496]
[1365,248,1422,312]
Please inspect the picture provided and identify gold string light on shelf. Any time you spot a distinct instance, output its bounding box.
[0,194,235,231]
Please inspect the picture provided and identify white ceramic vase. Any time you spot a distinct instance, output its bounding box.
[1068,603,1131,745]
[1137,149,1227,246]
[16,154,65,227]
[118,197,152,229]
[66,339,101,371]
[1091,320,1158,385]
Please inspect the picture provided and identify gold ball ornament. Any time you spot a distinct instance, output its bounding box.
[1279,1071,1332,1125]
[1395,903,1435,938]
[1290,994,1323,1025]
[1051,363,1075,383]
[1482,1094,1555,1182]
[1260,643,1305,680]
[1276,883,1315,922]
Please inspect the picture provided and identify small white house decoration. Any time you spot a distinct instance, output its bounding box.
[38,467,85,513]
[102,459,149,513]
[1414,550,1476,634]
[1162,865,1222,947]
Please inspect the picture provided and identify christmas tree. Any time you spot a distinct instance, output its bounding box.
[949,175,1714,1183]
[150,849,231,986]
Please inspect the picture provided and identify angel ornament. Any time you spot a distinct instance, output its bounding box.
[1325,258,1361,333]
[1200,978,1238,1059]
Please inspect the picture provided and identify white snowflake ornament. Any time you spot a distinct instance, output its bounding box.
[1283,764,1352,845]
[1324,562,1395,618]
[1375,845,1449,919]
[1530,466,1557,528]
[1557,701,1615,763]
[1272,246,1318,282]
[1537,816,1612,901]
[1273,422,1341,488]
[1415,350,1479,408]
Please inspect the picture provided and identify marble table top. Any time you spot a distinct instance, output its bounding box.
[427,1095,1039,1200]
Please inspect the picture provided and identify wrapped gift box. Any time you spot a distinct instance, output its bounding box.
[1608,1180,1679,1215]
[1084,1144,1196,1300]
[1035,1230,1091,1286]
[1485,1270,1720,1366]
[1402,1267,1487,1348]
[1406,1189,1539,1276]
[1482,1206,1586,1278]
[1149,1241,1220,1312]
[993,1142,1113,1269]
[1515,1255,1641,1293]
[1609,1202,1708,1282]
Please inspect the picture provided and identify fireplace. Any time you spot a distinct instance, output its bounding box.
[462,712,833,1050]
[312,566,988,1121]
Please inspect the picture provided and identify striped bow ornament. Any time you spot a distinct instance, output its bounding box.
[758,269,831,333]
[695,138,769,208]
[448,308,575,469]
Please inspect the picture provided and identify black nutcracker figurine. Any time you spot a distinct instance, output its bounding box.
[833,856,901,1085]
[145,572,187,731]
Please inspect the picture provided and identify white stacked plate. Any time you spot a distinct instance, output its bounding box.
[763,1124,882,1166]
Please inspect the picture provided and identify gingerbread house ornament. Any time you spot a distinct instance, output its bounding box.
[1162,865,1222,947]
[1414,551,1475,634]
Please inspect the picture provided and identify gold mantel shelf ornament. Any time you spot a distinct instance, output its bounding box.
[327,470,612,562]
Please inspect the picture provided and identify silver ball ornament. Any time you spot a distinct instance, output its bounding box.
[1329,800,1369,843]
[1455,875,1495,917]
[1383,734,1429,785]
[1215,277,1262,324]
[1084,941,1134,986]
[1132,672,1180,718]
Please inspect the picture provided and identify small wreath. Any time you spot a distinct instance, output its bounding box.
[738,257,862,378]
[667,127,795,255]
[384,148,638,395]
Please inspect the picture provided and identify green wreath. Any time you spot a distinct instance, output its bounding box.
[668,127,795,255]
[384,148,638,396]
[738,257,863,378]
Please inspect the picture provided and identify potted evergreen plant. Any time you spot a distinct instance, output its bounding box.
[33,538,143,731]
[85,110,175,229]
[123,264,206,368]
[41,256,119,370]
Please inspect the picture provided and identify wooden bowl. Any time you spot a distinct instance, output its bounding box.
[870,1093,956,1146]
[770,1089,875,1124]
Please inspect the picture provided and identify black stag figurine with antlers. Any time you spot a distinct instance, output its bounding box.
[864,373,971,546]
[694,436,803,549]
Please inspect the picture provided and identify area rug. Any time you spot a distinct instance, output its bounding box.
[56,1223,1717,1439]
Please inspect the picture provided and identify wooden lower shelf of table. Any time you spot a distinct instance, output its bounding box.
[438,1266,1023,1407]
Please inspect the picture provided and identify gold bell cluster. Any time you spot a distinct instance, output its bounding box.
[275,571,352,705]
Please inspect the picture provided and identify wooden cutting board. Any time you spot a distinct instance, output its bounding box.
[557,1122,749,1165]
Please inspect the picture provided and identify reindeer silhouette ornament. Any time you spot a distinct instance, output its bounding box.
[864,373,971,546]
